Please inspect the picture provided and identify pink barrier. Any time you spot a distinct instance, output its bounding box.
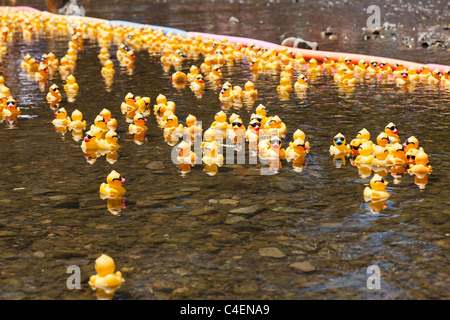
[0,6,42,13]
[188,31,450,73]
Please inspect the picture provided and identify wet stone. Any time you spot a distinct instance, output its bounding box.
[219,199,239,206]
[188,206,218,216]
[224,216,247,225]
[272,206,305,213]
[33,251,45,258]
[259,247,286,258]
[146,161,166,170]
[48,195,67,201]
[0,231,16,237]
[290,261,316,273]
[229,204,265,215]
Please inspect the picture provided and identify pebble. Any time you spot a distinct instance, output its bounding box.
[188,206,217,216]
[229,204,265,215]
[219,199,239,206]
[259,247,286,258]
[146,161,165,170]
[224,216,247,225]
[208,199,218,204]
[289,261,316,273]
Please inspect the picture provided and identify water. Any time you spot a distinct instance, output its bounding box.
[0,0,449,300]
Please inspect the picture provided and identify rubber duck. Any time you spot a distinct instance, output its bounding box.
[52,107,70,127]
[379,61,392,75]
[292,129,310,153]
[99,108,117,131]
[322,56,335,69]
[442,70,450,87]
[385,122,399,144]
[98,47,110,64]
[376,132,391,149]
[129,113,148,134]
[190,74,205,92]
[64,74,79,95]
[250,58,263,74]
[202,141,224,167]
[285,138,307,162]
[121,92,138,122]
[330,133,350,155]
[396,71,411,86]
[59,57,73,79]
[356,128,373,147]
[177,140,198,166]
[2,97,20,118]
[280,64,294,82]
[210,111,228,139]
[265,115,287,137]
[136,96,150,116]
[349,138,362,156]
[406,148,420,166]
[153,94,167,116]
[47,52,59,70]
[371,145,390,167]
[355,142,375,164]
[121,50,135,71]
[46,84,62,107]
[232,86,243,101]
[89,254,124,292]
[307,58,321,74]
[277,77,293,94]
[428,69,442,84]
[184,114,203,143]
[90,115,109,140]
[170,49,185,69]
[27,58,39,74]
[81,131,99,152]
[334,66,347,82]
[386,142,407,165]
[363,174,390,201]
[200,56,213,74]
[227,117,245,144]
[35,64,49,82]
[100,170,126,198]
[116,43,128,62]
[65,48,78,67]
[342,70,357,86]
[261,136,286,168]
[208,65,223,81]
[366,61,379,75]
[409,149,432,175]
[21,54,31,69]
[101,59,115,78]
[407,67,420,82]
[68,109,86,130]
[403,136,419,152]
[164,113,184,144]
[187,65,200,82]
[419,65,430,81]
[246,118,261,143]
[98,130,120,150]
[242,81,258,100]
[219,82,234,103]
[354,59,367,75]
[294,53,306,69]
[294,74,308,91]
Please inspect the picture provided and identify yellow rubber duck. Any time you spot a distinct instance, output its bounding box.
[330,133,350,155]
[184,114,203,143]
[294,74,308,91]
[208,64,223,81]
[101,60,115,78]
[354,59,367,75]
[46,84,61,107]
[59,57,73,79]
[21,54,31,69]
[428,69,442,84]
[219,82,234,103]
[177,140,198,166]
[375,132,391,150]
[419,65,431,81]
[386,142,407,165]
[409,149,432,174]
[52,107,70,127]
[277,77,293,94]
[243,81,258,100]
[210,111,229,139]
[2,97,20,118]
[356,128,373,148]
[379,61,392,75]
[89,254,124,291]
[34,64,48,82]
[322,56,335,69]
[129,113,148,134]
[349,138,362,156]
[68,109,86,130]
[98,47,110,64]
[187,65,200,82]
[334,66,348,82]
[396,71,411,86]
[100,170,126,198]
[355,142,375,164]
[307,58,321,73]
[342,70,357,86]
[407,67,420,82]
[385,122,400,144]
[285,138,307,162]
[97,130,120,150]
[64,74,79,95]
[363,174,390,201]
[372,145,390,167]
[172,71,188,87]
[190,74,205,92]
[121,92,138,122]
[116,43,128,62]
[246,118,262,143]
[202,142,224,166]
[81,131,99,152]
[264,115,287,137]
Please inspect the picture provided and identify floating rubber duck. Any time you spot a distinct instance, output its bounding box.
[2,97,20,118]
[210,111,228,139]
[355,142,375,165]
[363,174,390,201]
[208,65,223,81]
[68,109,86,130]
[187,65,200,82]
[177,140,198,166]
[356,128,373,147]
[354,59,367,75]
[265,115,287,138]
[376,132,391,149]
[100,170,126,198]
[428,69,442,84]
[246,118,261,143]
[190,74,205,92]
[136,96,150,116]
[171,71,188,87]
[349,138,362,156]
[342,70,357,86]
[184,114,203,143]
[334,66,347,82]
[120,92,138,122]
[366,60,379,75]
[99,108,117,131]
[322,56,335,69]
[406,148,420,166]
[35,64,49,82]
[385,122,399,144]
[407,67,420,82]
[419,65,430,81]
[372,145,390,167]
[116,43,128,62]
[64,74,79,97]
[292,129,310,153]
[121,50,135,71]
[101,59,115,78]
[200,56,213,74]
[403,136,419,151]
[89,254,124,294]
[98,130,120,150]
[330,133,350,155]
[396,71,411,86]
[280,64,294,82]
[306,58,321,74]
[90,115,109,140]
[285,138,307,162]
[46,84,62,108]
[164,113,184,144]
[59,56,72,79]
[219,82,234,103]
[277,77,293,94]
[379,61,392,75]
[227,117,245,144]
[170,49,185,69]
[81,131,99,152]
[386,142,407,165]
[21,54,32,69]
[242,81,258,100]
[98,47,110,64]
[294,74,308,91]
[129,112,148,135]
[52,107,70,127]
[409,149,432,175]
[202,141,224,167]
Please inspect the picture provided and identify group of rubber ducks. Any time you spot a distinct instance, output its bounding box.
[330,123,432,213]
[0,76,19,126]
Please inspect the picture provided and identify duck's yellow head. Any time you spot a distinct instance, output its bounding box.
[133,113,146,126]
[296,74,308,85]
[204,128,218,142]
[220,82,232,95]
[344,57,353,66]
[194,74,204,85]
[404,136,419,151]
[94,115,107,129]
[66,74,76,85]
[189,65,199,74]
[370,174,388,191]
[106,170,125,188]
[49,84,60,93]
[100,108,111,121]
[105,130,120,143]
[349,138,362,155]
[431,69,442,79]
[373,145,389,160]
[358,142,372,156]
[255,104,268,117]
[54,107,67,119]
[385,122,398,136]
[186,114,198,127]
[214,110,227,122]
[333,133,346,147]
[308,58,318,67]
[71,109,83,121]
[357,128,371,141]
[292,138,306,153]
[406,148,419,164]
[390,143,405,158]
[166,113,178,127]
[104,59,114,69]
[94,254,116,277]
[358,59,366,68]
[280,77,291,86]
[420,65,430,73]
[125,92,136,104]
[156,94,167,105]
[244,81,255,91]
[376,132,390,147]
[414,149,429,166]
[293,129,306,141]
[6,97,16,109]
